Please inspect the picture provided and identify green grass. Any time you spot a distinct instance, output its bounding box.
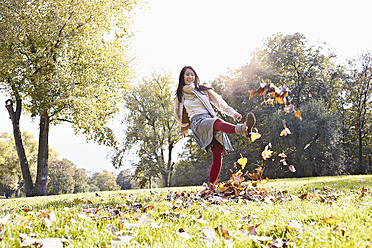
[1,175,371,247]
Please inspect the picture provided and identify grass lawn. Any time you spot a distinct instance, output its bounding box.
[0,175,371,247]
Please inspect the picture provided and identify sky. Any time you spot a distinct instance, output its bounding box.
[1,0,372,174]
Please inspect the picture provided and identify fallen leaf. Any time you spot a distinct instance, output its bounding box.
[280,128,291,136]
[0,214,10,225]
[248,225,257,235]
[20,233,70,248]
[269,238,292,248]
[285,220,303,231]
[215,225,230,240]
[176,228,191,240]
[359,186,367,198]
[322,216,339,225]
[260,177,269,184]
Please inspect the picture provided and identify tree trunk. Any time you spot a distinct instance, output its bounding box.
[34,110,50,196]
[167,143,174,187]
[161,170,169,188]
[358,128,363,174]
[5,99,34,196]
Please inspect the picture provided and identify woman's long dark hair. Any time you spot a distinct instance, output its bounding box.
[176,66,211,102]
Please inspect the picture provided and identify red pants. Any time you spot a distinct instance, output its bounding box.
[209,119,236,183]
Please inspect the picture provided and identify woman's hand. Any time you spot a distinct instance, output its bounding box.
[234,113,242,122]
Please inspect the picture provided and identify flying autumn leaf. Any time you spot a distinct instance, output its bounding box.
[237,154,247,169]
[280,120,291,137]
[278,152,287,158]
[248,167,265,181]
[261,98,275,106]
[280,159,288,166]
[284,104,295,113]
[250,132,262,142]
[288,165,296,173]
[261,145,273,160]
[294,110,302,120]
[304,143,311,150]
[249,90,256,99]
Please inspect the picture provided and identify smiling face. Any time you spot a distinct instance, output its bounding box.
[183,68,195,85]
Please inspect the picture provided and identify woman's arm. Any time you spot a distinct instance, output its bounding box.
[207,89,241,121]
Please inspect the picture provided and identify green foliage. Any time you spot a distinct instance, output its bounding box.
[116,169,133,190]
[263,100,345,177]
[47,159,75,195]
[72,168,90,193]
[0,132,58,197]
[114,72,181,187]
[0,0,138,140]
[254,32,344,108]
[91,170,120,192]
[172,139,211,186]
[341,52,372,173]
[0,0,140,196]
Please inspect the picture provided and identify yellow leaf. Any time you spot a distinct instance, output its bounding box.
[237,154,247,169]
[23,214,33,221]
[218,185,227,193]
[250,132,261,142]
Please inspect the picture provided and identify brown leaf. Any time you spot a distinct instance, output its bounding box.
[248,225,257,235]
[359,186,367,198]
[214,225,230,240]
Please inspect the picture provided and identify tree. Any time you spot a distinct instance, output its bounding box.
[263,100,345,177]
[92,170,120,192]
[113,72,181,187]
[73,168,90,193]
[116,169,132,190]
[0,132,58,197]
[0,0,139,196]
[47,159,75,195]
[254,32,343,108]
[343,52,372,174]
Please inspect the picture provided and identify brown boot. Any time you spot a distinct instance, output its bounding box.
[235,112,256,139]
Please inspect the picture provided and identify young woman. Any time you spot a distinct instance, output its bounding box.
[174,66,255,184]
